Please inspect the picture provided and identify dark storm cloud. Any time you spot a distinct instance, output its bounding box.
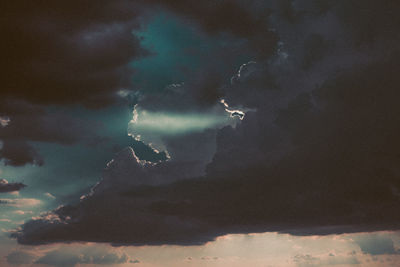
[143,0,268,37]
[301,33,331,69]
[0,0,277,108]
[0,179,26,193]
[189,71,224,107]
[0,0,278,167]
[11,0,400,245]
[14,57,400,242]
[1,1,147,107]
[0,1,148,166]
[0,139,44,166]
[333,0,400,46]
[161,129,217,164]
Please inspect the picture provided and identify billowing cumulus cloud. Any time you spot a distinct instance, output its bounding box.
[7,0,400,248]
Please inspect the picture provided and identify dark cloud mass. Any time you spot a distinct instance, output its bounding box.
[0,179,26,193]
[8,0,400,246]
[0,1,148,166]
[1,1,147,107]
[0,0,277,167]
[143,0,271,37]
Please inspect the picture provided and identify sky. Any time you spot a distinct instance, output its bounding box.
[1,0,400,266]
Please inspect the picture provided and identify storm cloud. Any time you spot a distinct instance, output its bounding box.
[1,1,148,107]
[0,1,148,166]
[14,55,400,244]
[0,179,26,193]
[6,0,400,247]
[0,0,277,167]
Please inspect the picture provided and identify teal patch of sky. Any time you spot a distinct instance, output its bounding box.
[0,142,106,201]
[0,136,116,230]
[0,104,165,212]
[131,12,258,93]
[0,105,129,232]
[0,103,168,237]
[131,13,215,92]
